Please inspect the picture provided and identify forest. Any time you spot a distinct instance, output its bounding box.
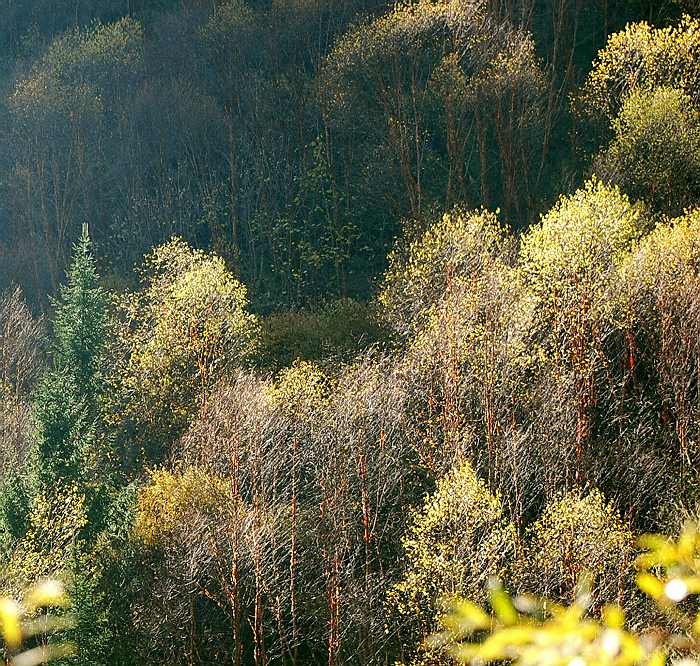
[0,0,700,664]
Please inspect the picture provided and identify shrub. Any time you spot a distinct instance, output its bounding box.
[595,87,700,215]
[387,461,517,666]
[513,489,634,605]
[258,298,387,369]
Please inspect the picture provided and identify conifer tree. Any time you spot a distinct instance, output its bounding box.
[33,224,108,490]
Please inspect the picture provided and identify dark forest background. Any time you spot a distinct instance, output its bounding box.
[0,0,689,311]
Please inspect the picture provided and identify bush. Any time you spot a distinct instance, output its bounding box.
[258,298,388,369]
[513,489,634,605]
[595,87,700,215]
[387,461,517,666]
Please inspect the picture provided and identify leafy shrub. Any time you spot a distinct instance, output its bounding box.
[513,489,634,605]
[388,461,517,666]
[258,298,387,369]
[595,87,700,215]
[134,468,232,547]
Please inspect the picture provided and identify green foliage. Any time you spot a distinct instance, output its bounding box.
[380,208,513,338]
[108,238,260,466]
[595,87,700,215]
[0,474,31,549]
[388,461,517,666]
[258,298,387,369]
[64,555,113,666]
[32,229,109,490]
[577,15,700,129]
[514,489,635,605]
[51,228,108,395]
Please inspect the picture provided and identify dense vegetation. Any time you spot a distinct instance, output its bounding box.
[0,0,699,664]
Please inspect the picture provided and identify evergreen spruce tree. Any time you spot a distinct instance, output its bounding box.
[33,224,108,489]
[31,227,119,666]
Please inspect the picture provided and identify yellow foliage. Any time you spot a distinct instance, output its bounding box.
[521,180,647,313]
[106,237,260,462]
[596,87,700,215]
[436,583,653,666]
[380,208,513,337]
[134,467,232,547]
[267,360,332,418]
[0,580,73,666]
[438,521,700,666]
[621,209,700,310]
[320,0,543,125]
[10,18,144,116]
[514,490,634,605]
[520,179,648,371]
[4,483,87,593]
[577,15,700,125]
[408,259,531,374]
[388,462,517,666]
[135,237,260,387]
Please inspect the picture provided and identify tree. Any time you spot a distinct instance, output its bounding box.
[31,227,108,489]
[594,87,700,216]
[6,18,145,295]
[387,461,517,666]
[0,286,45,398]
[576,15,700,135]
[519,180,649,485]
[318,0,545,227]
[619,209,700,471]
[107,238,260,467]
[380,207,532,490]
[379,208,514,339]
[513,489,634,605]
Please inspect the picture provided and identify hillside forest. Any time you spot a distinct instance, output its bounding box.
[1,0,700,664]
